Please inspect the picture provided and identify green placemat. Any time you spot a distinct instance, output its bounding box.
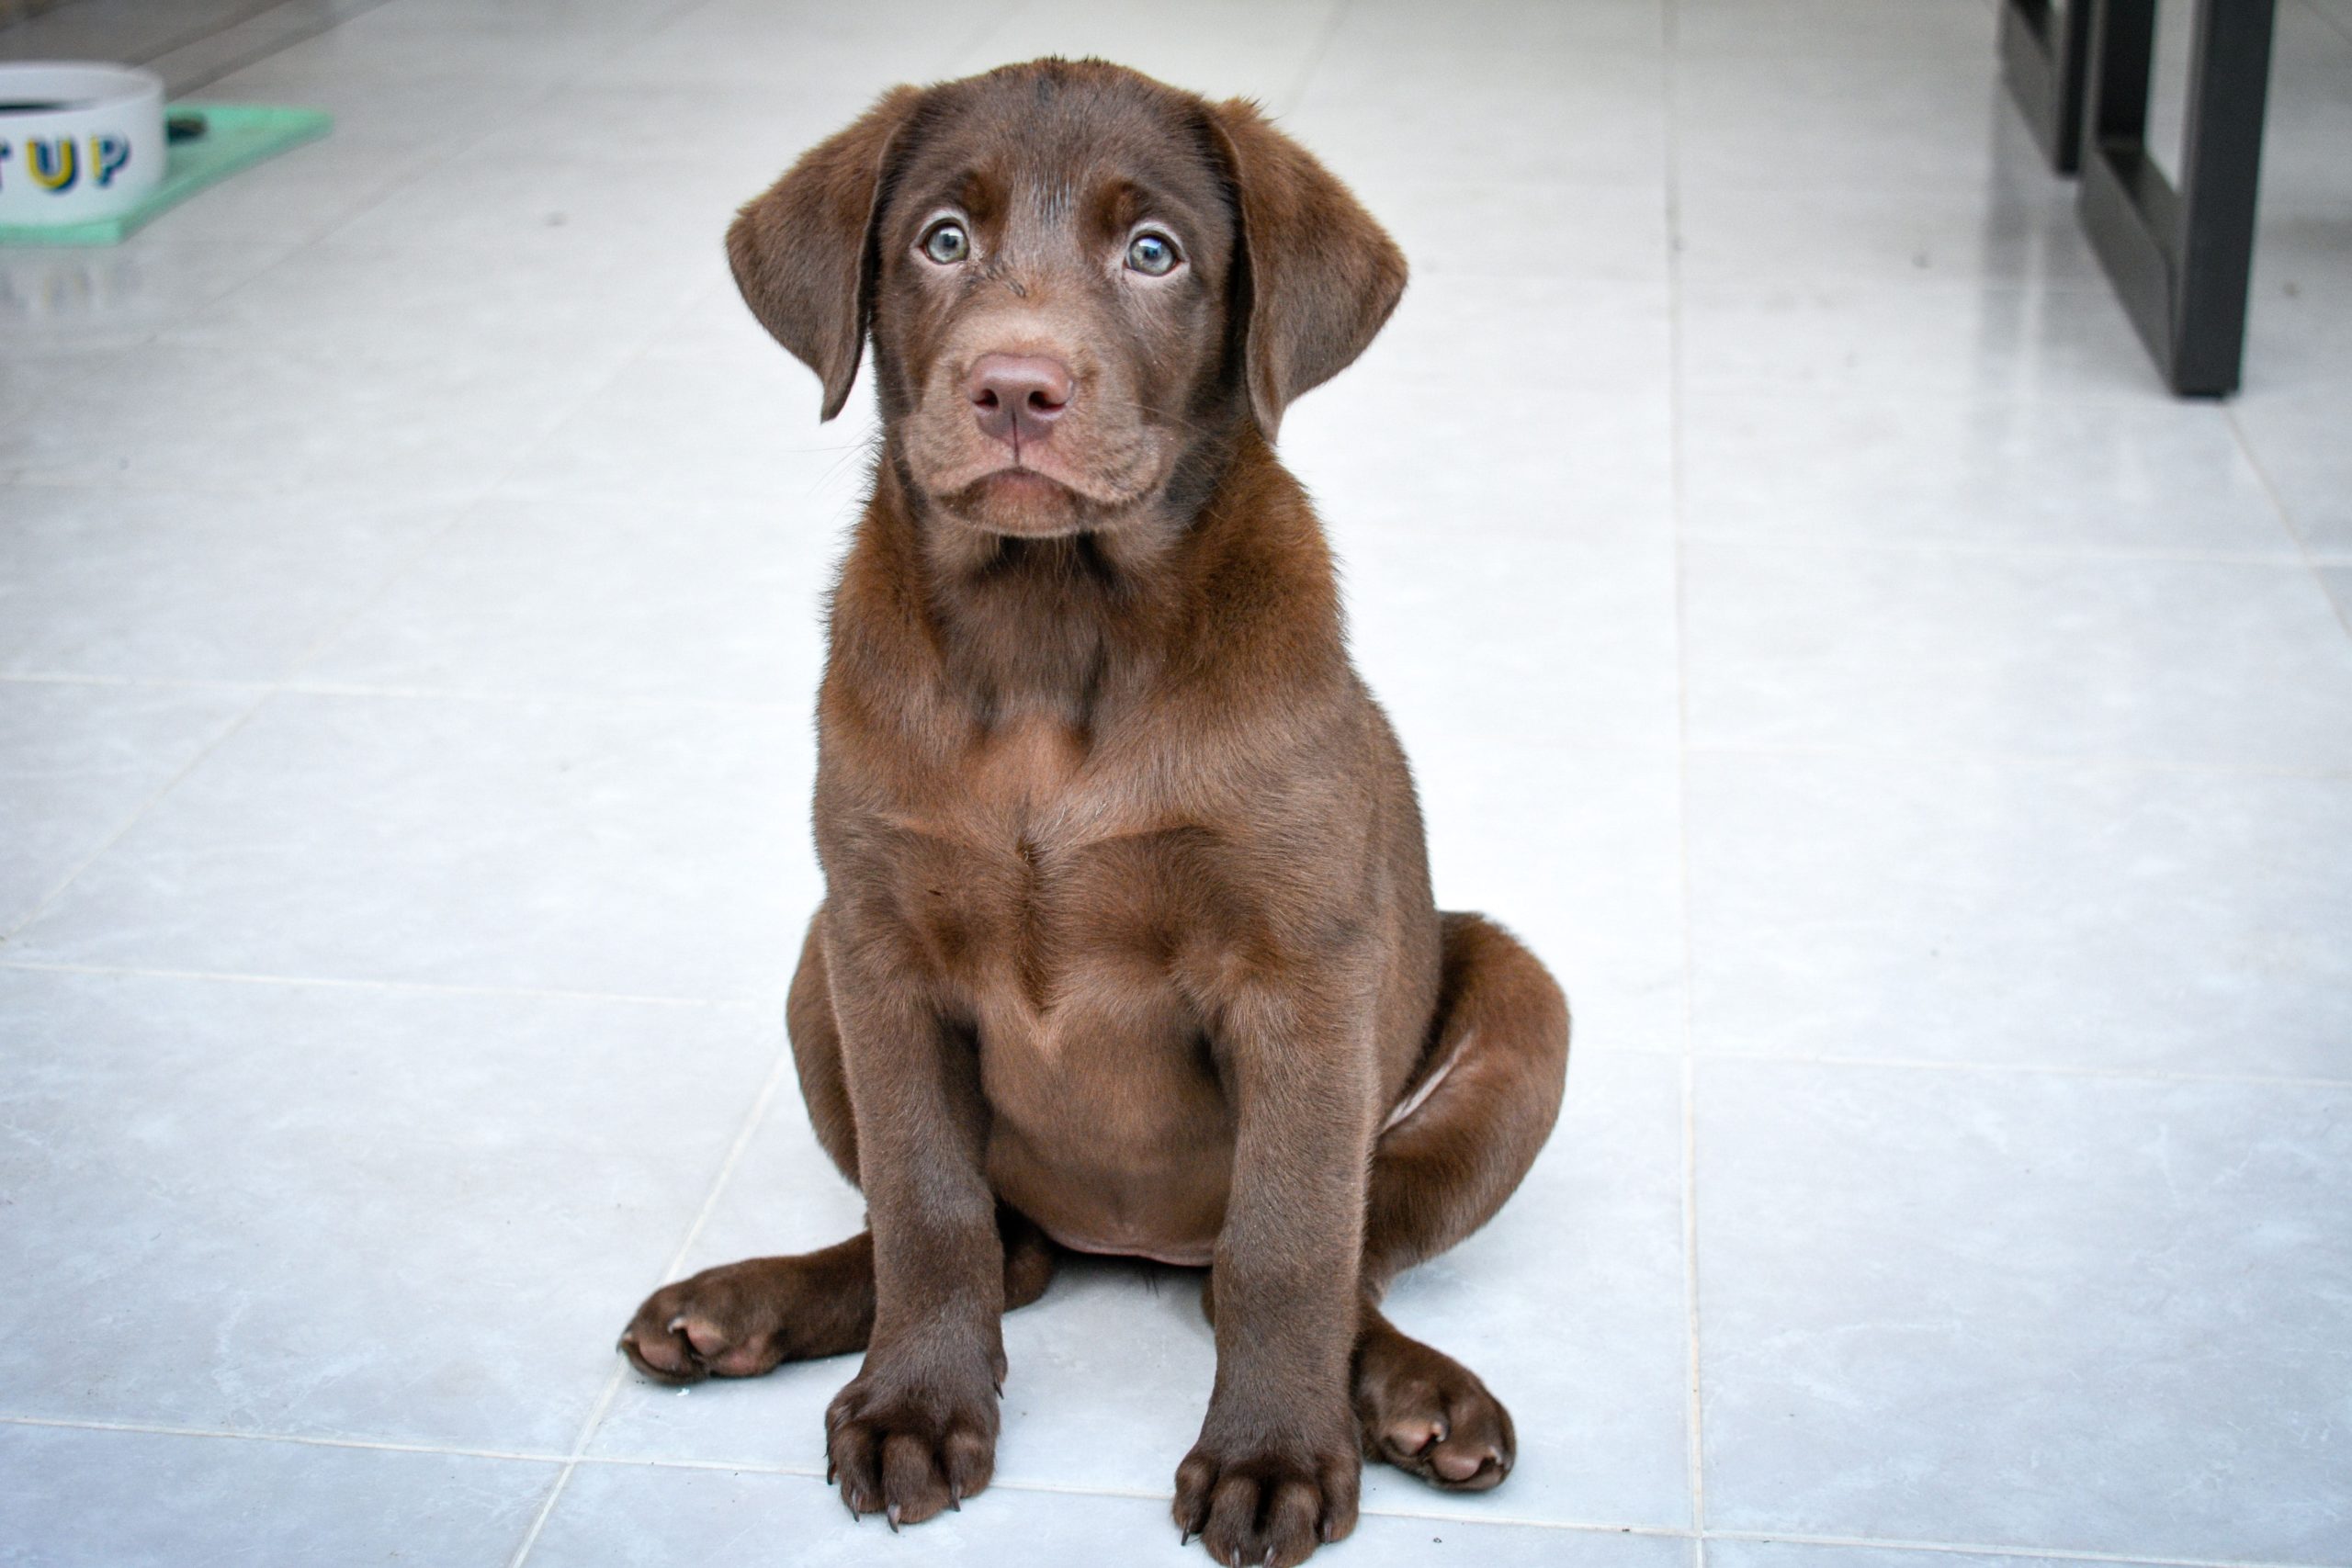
[0,102,332,246]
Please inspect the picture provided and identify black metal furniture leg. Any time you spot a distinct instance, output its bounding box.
[2075,0,2278,398]
[2000,0,2096,172]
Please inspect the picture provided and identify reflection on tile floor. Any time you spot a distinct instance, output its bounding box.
[3,1,2348,1565]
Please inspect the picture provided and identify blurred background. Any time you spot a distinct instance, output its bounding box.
[2,1,2347,1565]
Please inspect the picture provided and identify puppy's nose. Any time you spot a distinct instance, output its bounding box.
[967,354,1072,448]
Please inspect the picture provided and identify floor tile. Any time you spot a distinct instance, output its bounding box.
[2320,563,2352,626]
[1686,749,2352,1077]
[0,968,777,1451]
[0,342,611,501]
[1697,1058,2352,1561]
[1673,186,2103,292]
[154,238,705,367]
[1683,540,2352,771]
[955,0,1341,107]
[0,238,301,360]
[300,491,831,705]
[1288,74,1668,187]
[578,0,989,91]
[1672,0,1997,59]
[1671,48,2034,197]
[1346,522,1680,750]
[494,351,879,509]
[532,1461,1693,1568]
[2231,385,2352,552]
[1677,279,2156,400]
[1347,277,1676,408]
[8,691,813,1001]
[1678,392,2300,554]
[1354,177,1670,284]
[0,680,253,935]
[322,141,762,270]
[1708,1545,2193,1568]
[1414,740,1687,1056]
[1283,373,1674,544]
[0,1424,548,1568]
[135,134,454,248]
[592,1052,1692,1532]
[1318,0,1668,67]
[0,486,455,682]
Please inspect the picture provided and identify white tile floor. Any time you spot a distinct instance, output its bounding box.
[3,1,2349,1565]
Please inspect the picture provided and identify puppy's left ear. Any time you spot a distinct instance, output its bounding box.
[1207,99,1408,440]
[727,85,923,421]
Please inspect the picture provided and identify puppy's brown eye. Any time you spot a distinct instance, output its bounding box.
[921,220,970,265]
[1125,231,1179,276]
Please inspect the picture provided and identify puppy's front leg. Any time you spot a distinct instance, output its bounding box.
[1176,981,1379,1568]
[820,930,1004,1528]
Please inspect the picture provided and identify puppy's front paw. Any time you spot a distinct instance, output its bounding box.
[1171,1424,1358,1568]
[825,1365,999,1529]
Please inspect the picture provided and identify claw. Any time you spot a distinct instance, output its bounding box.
[1265,1550,1278,1567]
[1181,1528,1195,1547]
[825,1460,837,1485]
[842,1490,862,1521]
[886,1503,901,1534]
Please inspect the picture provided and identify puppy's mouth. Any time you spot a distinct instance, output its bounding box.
[921,457,1142,536]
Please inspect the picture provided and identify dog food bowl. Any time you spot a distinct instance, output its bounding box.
[0,62,166,228]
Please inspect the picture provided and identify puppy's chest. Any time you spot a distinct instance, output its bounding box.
[874,716,1215,998]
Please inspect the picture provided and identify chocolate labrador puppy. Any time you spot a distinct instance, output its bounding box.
[618,58,1568,1567]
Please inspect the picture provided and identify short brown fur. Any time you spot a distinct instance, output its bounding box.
[619,59,1568,1567]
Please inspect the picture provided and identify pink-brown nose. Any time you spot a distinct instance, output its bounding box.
[967,353,1072,449]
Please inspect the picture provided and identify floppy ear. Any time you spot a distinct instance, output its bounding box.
[1207,99,1408,439]
[726,86,923,421]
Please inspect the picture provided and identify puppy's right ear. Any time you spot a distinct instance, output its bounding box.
[727,86,923,421]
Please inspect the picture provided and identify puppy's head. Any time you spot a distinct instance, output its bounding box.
[728,59,1406,538]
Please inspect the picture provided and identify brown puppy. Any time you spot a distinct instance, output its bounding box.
[618,59,1568,1567]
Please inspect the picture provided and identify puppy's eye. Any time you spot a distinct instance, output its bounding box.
[1125,231,1180,276]
[920,220,970,265]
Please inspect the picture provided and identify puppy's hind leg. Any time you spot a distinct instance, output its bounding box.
[1352,911,1567,1492]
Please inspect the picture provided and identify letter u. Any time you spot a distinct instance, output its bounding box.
[29,136,76,192]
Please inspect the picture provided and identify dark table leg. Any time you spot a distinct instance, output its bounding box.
[2000,0,2096,172]
[2076,0,2278,397]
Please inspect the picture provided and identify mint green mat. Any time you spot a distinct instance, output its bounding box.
[0,103,332,247]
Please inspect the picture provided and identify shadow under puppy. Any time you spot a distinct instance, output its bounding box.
[618,57,1569,1568]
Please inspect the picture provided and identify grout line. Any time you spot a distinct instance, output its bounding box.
[0,957,769,1010]
[0,693,273,946]
[1274,0,1353,119]
[1682,738,2352,782]
[13,1412,2336,1568]
[0,669,811,716]
[505,1037,801,1568]
[1703,1529,2352,1568]
[944,0,1035,73]
[1690,1049,2352,1092]
[2304,0,2352,50]
[11,666,2349,783]
[2222,405,2352,645]
[147,0,406,96]
[1668,529,2320,568]
[0,1413,570,1467]
[1661,0,1706,1557]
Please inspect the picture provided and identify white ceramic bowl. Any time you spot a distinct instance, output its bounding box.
[0,62,166,227]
